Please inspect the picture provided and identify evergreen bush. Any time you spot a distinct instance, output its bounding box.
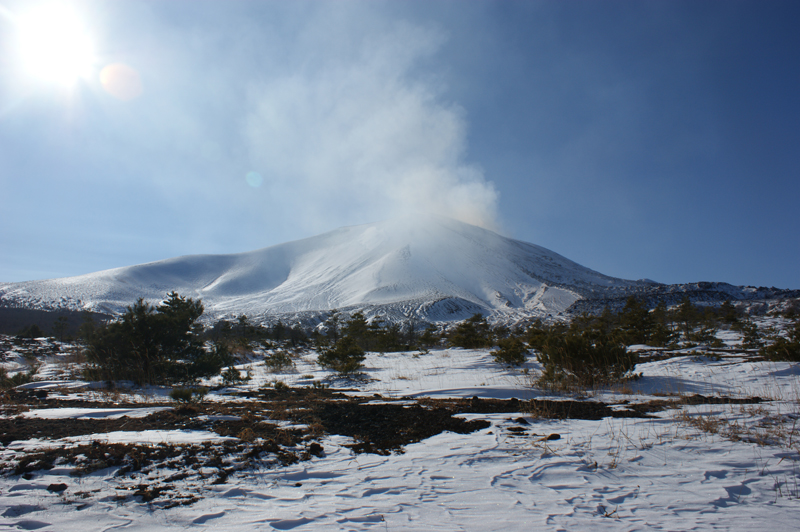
[221,367,250,386]
[448,314,493,349]
[169,387,194,403]
[317,336,365,375]
[264,350,294,372]
[491,337,527,366]
[85,292,228,385]
[169,386,208,404]
[760,320,800,362]
[537,329,637,388]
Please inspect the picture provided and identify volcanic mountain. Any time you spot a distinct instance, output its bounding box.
[1,215,787,324]
[0,216,641,321]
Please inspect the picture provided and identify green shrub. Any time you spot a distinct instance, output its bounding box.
[448,314,493,349]
[221,367,250,386]
[760,320,800,361]
[537,331,637,388]
[688,325,717,345]
[525,320,554,350]
[169,387,194,403]
[85,292,228,385]
[648,322,677,348]
[264,350,294,372]
[491,337,527,366]
[1,370,36,390]
[418,324,441,348]
[16,324,45,340]
[735,320,763,349]
[193,386,209,402]
[169,386,208,404]
[310,380,327,390]
[617,297,654,345]
[761,338,800,362]
[317,336,365,375]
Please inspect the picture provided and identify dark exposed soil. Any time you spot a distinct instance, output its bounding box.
[0,386,765,506]
[297,401,490,454]
[0,410,210,446]
[1,388,764,452]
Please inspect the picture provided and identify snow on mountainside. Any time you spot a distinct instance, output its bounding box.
[1,215,650,322]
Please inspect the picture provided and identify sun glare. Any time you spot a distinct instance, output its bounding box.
[17,4,95,86]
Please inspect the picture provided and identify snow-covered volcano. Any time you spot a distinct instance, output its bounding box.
[0,215,650,322]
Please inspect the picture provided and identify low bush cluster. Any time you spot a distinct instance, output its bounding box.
[761,320,800,362]
[317,336,365,375]
[536,329,637,388]
[0,367,37,390]
[491,337,527,366]
[84,292,231,385]
[444,296,753,388]
[264,350,294,372]
[168,386,208,404]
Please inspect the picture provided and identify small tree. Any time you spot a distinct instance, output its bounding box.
[617,297,654,345]
[264,350,294,372]
[325,310,341,343]
[760,320,800,362]
[85,292,223,385]
[735,319,763,349]
[525,319,554,350]
[492,337,527,366]
[418,324,441,348]
[719,300,739,325]
[317,336,365,375]
[77,312,98,344]
[537,328,637,388]
[648,302,676,347]
[52,316,69,343]
[169,386,208,404]
[221,367,250,386]
[448,314,493,349]
[16,324,45,340]
[674,297,699,341]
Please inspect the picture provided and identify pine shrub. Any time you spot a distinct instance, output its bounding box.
[221,367,249,386]
[264,350,294,372]
[760,320,800,361]
[491,337,527,366]
[85,292,228,385]
[448,314,493,349]
[317,336,365,375]
[537,331,637,388]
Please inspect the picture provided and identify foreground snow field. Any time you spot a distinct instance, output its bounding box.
[2,340,799,531]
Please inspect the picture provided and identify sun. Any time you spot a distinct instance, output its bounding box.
[16,3,95,86]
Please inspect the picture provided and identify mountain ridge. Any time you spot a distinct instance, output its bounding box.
[1,215,794,324]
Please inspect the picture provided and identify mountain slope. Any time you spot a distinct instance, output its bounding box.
[1,215,651,322]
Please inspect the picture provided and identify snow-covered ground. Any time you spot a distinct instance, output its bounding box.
[2,341,799,530]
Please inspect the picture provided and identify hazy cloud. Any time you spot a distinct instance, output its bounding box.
[244,20,498,230]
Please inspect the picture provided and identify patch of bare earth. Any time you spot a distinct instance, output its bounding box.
[0,387,764,507]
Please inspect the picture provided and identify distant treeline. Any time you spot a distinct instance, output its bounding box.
[0,307,111,337]
[5,292,799,387]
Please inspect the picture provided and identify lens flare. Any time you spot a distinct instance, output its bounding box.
[100,63,143,101]
[245,171,264,188]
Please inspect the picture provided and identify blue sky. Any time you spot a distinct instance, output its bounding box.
[1,0,798,288]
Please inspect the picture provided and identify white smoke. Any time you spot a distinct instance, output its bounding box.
[244,19,498,231]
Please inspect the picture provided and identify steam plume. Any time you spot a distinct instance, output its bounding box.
[245,20,498,230]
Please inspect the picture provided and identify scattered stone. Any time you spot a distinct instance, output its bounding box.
[307,442,324,457]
